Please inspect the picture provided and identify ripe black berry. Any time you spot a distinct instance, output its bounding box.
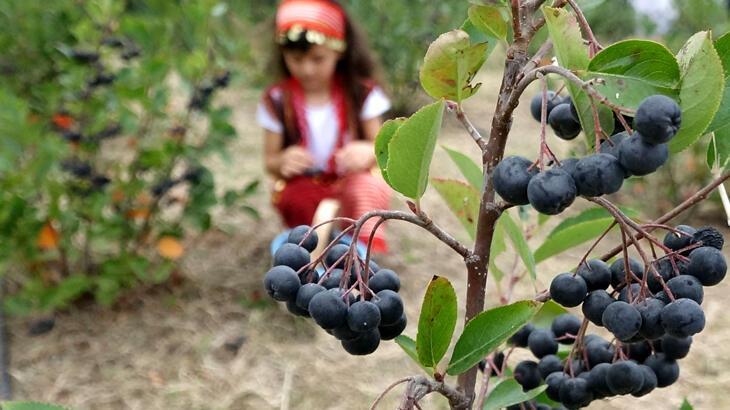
[551,314,582,344]
[691,226,724,250]
[610,257,644,289]
[687,246,727,286]
[582,290,615,326]
[637,298,666,340]
[527,328,558,359]
[322,268,348,289]
[273,243,310,271]
[538,355,563,379]
[599,131,629,159]
[649,258,687,293]
[661,335,692,360]
[288,225,318,252]
[585,339,614,367]
[332,324,360,341]
[666,275,704,304]
[661,298,705,337]
[508,323,535,347]
[264,266,301,301]
[644,353,679,387]
[559,377,593,409]
[577,259,611,291]
[618,283,644,303]
[514,360,542,390]
[309,289,348,329]
[325,244,349,268]
[632,364,658,397]
[586,362,612,398]
[663,225,697,252]
[369,269,401,292]
[493,156,538,205]
[379,314,407,340]
[550,273,587,307]
[545,371,567,401]
[373,290,404,325]
[347,301,381,332]
[558,157,579,176]
[606,360,644,395]
[549,103,582,140]
[602,301,642,341]
[295,283,326,311]
[530,91,562,121]
[527,168,577,215]
[617,133,669,176]
[624,341,653,362]
[571,154,625,197]
[341,329,380,355]
[286,299,310,316]
[634,95,682,144]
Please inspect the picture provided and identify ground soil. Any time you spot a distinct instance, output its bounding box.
[8,73,730,410]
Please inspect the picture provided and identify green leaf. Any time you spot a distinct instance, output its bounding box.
[395,335,430,373]
[586,39,680,110]
[419,30,488,102]
[468,5,508,41]
[447,300,541,375]
[680,398,694,410]
[1,402,71,410]
[497,211,536,281]
[432,179,480,239]
[543,6,613,144]
[385,100,445,199]
[442,145,483,190]
[535,217,614,263]
[374,118,405,184]
[483,379,548,410]
[417,276,458,369]
[531,300,569,328]
[670,31,725,153]
[707,32,730,135]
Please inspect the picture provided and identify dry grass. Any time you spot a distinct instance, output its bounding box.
[8,73,730,410]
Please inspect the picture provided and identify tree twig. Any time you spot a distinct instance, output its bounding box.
[450,102,489,152]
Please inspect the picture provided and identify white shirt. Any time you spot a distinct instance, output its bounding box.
[256,86,391,171]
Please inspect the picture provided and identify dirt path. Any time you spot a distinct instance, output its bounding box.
[8,75,730,410]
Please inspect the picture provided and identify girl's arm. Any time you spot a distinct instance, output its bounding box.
[263,130,314,179]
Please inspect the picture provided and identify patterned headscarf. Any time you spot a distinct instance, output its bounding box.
[275,0,347,52]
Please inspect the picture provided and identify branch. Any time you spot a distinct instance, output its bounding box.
[398,376,470,410]
[449,102,489,152]
[600,171,730,261]
[565,0,602,54]
[370,377,412,410]
[354,209,472,259]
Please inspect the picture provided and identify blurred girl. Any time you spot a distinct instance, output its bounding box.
[257,0,392,254]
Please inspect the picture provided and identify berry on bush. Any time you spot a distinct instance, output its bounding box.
[549,103,582,140]
[571,154,625,197]
[527,168,577,215]
[550,273,587,307]
[617,133,669,176]
[687,246,727,286]
[528,328,559,358]
[264,265,301,302]
[634,95,682,144]
[577,259,611,291]
[273,243,310,271]
[602,301,642,341]
[514,360,542,390]
[288,225,318,252]
[661,298,705,337]
[492,156,538,205]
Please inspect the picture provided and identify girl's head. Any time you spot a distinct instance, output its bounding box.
[273,0,380,94]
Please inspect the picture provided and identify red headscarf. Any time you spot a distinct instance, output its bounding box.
[275,0,347,51]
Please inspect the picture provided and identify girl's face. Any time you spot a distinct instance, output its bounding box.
[282,44,342,92]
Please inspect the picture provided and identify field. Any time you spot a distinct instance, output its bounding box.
[8,73,730,410]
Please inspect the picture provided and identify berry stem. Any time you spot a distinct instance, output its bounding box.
[600,171,730,260]
[563,318,590,376]
[573,220,617,275]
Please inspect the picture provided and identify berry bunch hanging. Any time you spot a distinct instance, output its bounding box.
[263,225,407,355]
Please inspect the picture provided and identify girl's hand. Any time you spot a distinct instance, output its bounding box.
[280,146,314,178]
[335,141,375,174]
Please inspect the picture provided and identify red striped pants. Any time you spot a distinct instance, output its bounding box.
[272,171,392,253]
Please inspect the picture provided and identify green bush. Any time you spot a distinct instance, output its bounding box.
[0,0,256,315]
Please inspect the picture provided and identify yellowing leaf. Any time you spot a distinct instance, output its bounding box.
[157,236,184,260]
[37,222,59,250]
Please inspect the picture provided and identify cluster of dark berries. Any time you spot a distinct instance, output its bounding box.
[150,166,207,197]
[188,71,232,111]
[263,225,407,355]
[60,158,111,193]
[521,225,727,408]
[530,92,582,141]
[495,95,681,215]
